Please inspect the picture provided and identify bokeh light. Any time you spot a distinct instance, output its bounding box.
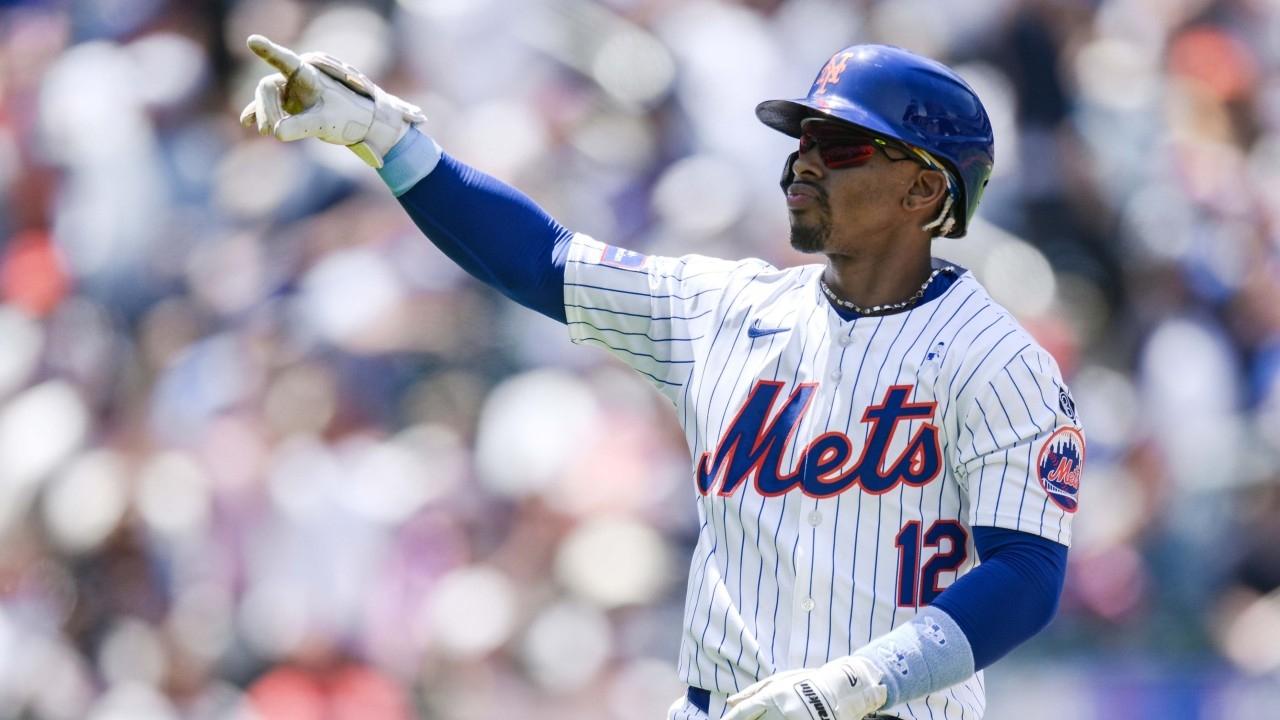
[0,1,1277,718]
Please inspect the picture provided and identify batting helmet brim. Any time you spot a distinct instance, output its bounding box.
[755,97,900,141]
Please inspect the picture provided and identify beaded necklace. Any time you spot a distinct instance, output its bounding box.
[819,265,956,316]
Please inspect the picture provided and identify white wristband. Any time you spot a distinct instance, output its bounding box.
[852,609,974,709]
[377,127,444,196]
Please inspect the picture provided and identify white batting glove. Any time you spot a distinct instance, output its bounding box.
[238,34,427,168]
[723,656,888,720]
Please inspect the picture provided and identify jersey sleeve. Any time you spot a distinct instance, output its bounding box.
[953,348,1084,545]
[562,234,766,402]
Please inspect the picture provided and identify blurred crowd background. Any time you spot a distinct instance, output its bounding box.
[0,0,1279,718]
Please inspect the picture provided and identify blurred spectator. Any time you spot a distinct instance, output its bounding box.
[1,0,1279,718]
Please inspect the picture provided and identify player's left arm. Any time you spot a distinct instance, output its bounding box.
[725,347,1081,720]
[829,341,1081,712]
[931,527,1067,670]
[723,538,1067,720]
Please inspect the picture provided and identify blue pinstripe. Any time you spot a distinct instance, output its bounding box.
[952,323,1008,398]
[767,300,824,667]
[843,315,884,653]
[706,307,752,691]
[746,323,798,681]
[696,309,755,693]
[767,493,789,666]
[567,320,703,343]
[691,268,777,691]
[682,516,713,684]
[567,255,740,283]
[882,285,970,630]
[1027,353,1067,543]
[565,281,721,302]
[574,336,695,364]
[566,303,715,322]
[798,321,835,666]
[680,268,767,689]
[974,399,1011,523]
[864,299,946,640]
[962,413,986,519]
[933,303,993,459]
[995,369,1036,529]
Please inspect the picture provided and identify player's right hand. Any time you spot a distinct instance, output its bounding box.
[238,34,426,169]
[722,656,888,720]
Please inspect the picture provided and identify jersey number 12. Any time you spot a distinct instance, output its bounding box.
[895,520,969,607]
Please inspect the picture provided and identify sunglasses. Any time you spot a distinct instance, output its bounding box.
[797,124,920,170]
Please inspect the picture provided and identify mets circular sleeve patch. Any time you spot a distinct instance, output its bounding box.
[1037,427,1084,513]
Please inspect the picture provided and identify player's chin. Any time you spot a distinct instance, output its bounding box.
[789,217,829,254]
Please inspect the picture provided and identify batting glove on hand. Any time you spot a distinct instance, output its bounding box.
[723,656,888,720]
[239,34,426,168]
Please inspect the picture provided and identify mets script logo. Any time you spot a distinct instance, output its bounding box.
[696,382,942,498]
[814,51,856,94]
[1037,427,1084,513]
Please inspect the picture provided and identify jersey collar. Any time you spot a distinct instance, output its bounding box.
[824,257,966,322]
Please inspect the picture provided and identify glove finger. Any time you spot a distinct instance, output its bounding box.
[254,74,288,135]
[273,109,325,142]
[247,34,303,76]
[239,99,257,129]
[304,52,374,98]
[282,63,324,113]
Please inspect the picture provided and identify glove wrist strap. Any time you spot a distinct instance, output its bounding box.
[349,86,420,168]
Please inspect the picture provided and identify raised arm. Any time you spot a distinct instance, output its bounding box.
[377,131,573,322]
[240,34,572,322]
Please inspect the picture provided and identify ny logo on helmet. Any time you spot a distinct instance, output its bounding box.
[815,51,855,94]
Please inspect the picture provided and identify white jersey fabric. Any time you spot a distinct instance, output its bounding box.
[563,234,1083,720]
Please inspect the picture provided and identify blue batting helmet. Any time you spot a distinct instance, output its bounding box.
[756,44,994,238]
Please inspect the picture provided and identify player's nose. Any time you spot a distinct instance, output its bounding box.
[790,144,824,181]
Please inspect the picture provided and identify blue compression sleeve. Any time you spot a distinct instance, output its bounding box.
[930,527,1068,670]
[377,128,573,322]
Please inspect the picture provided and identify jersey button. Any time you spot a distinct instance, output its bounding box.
[838,335,853,346]
[807,511,823,526]
[801,598,815,612]
[830,370,842,381]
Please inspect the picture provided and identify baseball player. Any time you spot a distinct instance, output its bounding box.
[242,36,1083,720]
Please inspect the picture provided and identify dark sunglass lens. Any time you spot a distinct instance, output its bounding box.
[820,143,876,168]
[798,128,879,168]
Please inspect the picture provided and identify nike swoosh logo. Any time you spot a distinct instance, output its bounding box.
[747,319,790,338]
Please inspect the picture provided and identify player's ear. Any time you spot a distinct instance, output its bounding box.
[903,168,947,214]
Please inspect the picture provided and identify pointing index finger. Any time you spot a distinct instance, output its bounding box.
[247,34,303,76]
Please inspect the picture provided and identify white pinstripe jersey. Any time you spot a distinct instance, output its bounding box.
[563,235,1084,720]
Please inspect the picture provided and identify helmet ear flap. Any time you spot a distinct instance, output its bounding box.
[779,151,799,192]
